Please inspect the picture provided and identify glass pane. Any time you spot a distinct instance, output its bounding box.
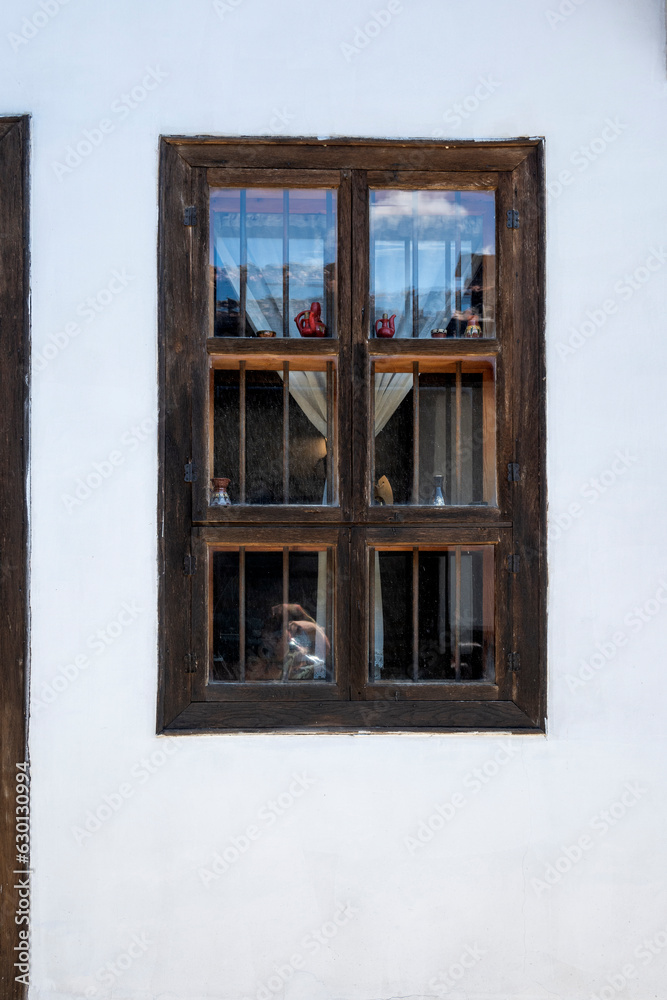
[211,363,335,506]
[372,547,494,682]
[211,549,333,682]
[210,188,337,338]
[369,189,495,339]
[373,360,496,506]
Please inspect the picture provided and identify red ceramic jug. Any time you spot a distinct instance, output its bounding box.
[294,301,327,337]
[375,313,396,338]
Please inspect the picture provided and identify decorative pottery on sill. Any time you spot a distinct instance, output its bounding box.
[464,313,482,338]
[210,477,231,506]
[294,301,327,337]
[375,313,396,338]
[374,475,393,505]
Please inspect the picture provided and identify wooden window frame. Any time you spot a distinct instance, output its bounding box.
[0,115,30,1000]
[158,136,545,734]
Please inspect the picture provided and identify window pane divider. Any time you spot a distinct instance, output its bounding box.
[455,360,462,505]
[238,546,246,682]
[412,547,419,681]
[368,546,376,681]
[239,189,247,338]
[325,189,334,331]
[282,189,289,338]
[454,545,461,681]
[326,360,334,504]
[412,361,420,504]
[281,546,289,681]
[283,361,290,503]
[239,360,246,503]
[455,190,462,312]
[411,190,419,338]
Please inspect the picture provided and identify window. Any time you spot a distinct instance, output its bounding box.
[158,138,545,733]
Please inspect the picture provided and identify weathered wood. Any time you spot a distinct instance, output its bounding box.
[207,337,339,356]
[337,170,353,521]
[0,116,29,1000]
[160,137,546,733]
[157,140,196,730]
[163,699,542,732]
[508,145,546,728]
[194,506,343,525]
[364,507,511,526]
[364,682,499,701]
[207,167,339,188]
[190,166,210,523]
[368,338,498,356]
[367,170,498,189]
[351,169,370,520]
[171,137,538,172]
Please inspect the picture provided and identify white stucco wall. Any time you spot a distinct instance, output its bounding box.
[5,0,667,996]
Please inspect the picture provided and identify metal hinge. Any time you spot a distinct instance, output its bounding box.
[184,461,197,482]
[507,554,521,573]
[506,209,519,229]
[183,554,196,575]
[507,462,520,482]
[183,206,197,226]
[507,652,520,673]
[184,652,197,673]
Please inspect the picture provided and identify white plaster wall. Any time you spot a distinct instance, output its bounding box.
[4,0,667,996]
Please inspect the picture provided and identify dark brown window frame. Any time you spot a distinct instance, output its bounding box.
[158,136,545,734]
[0,115,30,1000]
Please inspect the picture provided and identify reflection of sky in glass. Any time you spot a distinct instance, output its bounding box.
[210,189,337,337]
[370,190,495,338]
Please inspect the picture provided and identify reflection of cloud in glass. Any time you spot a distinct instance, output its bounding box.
[372,202,469,219]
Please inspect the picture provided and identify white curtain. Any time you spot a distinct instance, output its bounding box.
[372,371,413,675]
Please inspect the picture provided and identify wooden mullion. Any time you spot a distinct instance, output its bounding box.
[350,168,369,520]
[338,169,353,520]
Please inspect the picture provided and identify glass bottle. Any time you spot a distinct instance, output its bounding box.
[432,474,445,506]
[210,477,231,506]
